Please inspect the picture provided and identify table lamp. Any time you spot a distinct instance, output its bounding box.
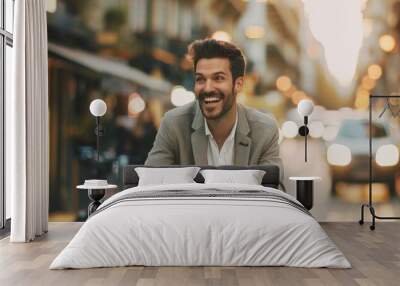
[297,99,314,162]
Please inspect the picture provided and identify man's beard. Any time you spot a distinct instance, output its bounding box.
[197,89,235,120]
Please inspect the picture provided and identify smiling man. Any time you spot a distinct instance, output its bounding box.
[145,39,282,176]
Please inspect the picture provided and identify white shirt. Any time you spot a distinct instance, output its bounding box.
[204,113,238,166]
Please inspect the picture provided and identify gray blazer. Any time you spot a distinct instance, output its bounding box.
[145,101,283,179]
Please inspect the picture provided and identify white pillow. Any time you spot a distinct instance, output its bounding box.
[200,169,266,185]
[135,167,201,186]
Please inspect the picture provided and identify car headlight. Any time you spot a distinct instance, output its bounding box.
[327,144,352,166]
[375,144,399,167]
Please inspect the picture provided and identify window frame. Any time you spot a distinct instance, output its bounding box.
[1,0,14,230]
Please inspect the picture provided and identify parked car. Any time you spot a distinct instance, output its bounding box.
[327,119,399,196]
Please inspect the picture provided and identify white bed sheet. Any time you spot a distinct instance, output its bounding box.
[50,183,351,269]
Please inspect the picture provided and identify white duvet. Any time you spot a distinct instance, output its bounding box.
[50,183,351,269]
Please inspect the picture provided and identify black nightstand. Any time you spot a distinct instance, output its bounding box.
[77,183,117,216]
[289,177,321,210]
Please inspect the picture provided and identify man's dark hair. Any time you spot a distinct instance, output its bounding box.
[187,38,246,82]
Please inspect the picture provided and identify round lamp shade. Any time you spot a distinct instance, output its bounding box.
[89,99,107,117]
[297,99,314,117]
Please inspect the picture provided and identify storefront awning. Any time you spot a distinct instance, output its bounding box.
[48,43,172,94]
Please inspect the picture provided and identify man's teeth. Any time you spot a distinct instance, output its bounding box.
[204,97,220,103]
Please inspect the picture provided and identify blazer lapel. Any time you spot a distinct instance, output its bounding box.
[191,130,208,165]
[191,102,208,165]
[234,104,252,165]
[190,102,252,166]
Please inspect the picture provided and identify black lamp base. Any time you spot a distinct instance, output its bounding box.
[88,189,105,216]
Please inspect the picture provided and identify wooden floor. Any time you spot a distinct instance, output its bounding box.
[0,222,399,286]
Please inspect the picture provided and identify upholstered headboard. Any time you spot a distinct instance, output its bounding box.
[122,165,280,189]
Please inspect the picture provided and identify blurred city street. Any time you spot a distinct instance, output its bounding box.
[37,0,400,221]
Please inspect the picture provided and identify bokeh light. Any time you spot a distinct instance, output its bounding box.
[309,121,325,138]
[128,93,146,116]
[367,64,382,80]
[276,76,292,92]
[327,144,352,166]
[355,88,369,109]
[212,31,232,42]
[322,125,339,141]
[245,25,265,39]
[379,34,396,52]
[292,90,308,105]
[281,121,298,139]
[171,86,195,107]
[361,76,376,90]
[375,144,399,167]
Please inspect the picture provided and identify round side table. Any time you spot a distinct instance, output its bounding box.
[289,177,321,210]
[77,184,117,216]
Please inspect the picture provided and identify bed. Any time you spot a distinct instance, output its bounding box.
[50,165,351,269]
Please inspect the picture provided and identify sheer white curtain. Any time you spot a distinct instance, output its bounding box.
[8,0,49,242]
